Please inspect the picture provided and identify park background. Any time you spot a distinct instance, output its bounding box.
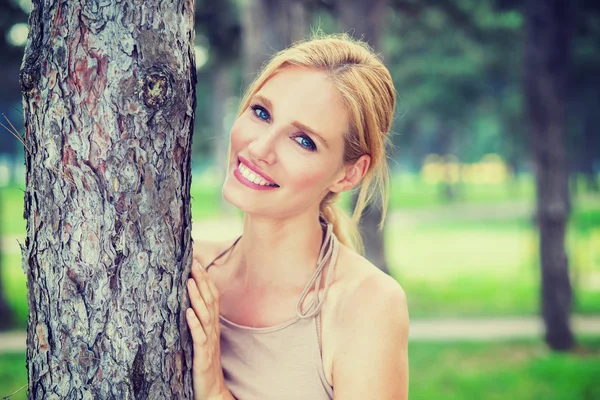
[1,0,599,398]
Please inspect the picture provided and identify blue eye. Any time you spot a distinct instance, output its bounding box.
[250,104,270,121]
[294,135,317,151]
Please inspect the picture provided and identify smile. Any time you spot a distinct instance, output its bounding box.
[233,157,280,190]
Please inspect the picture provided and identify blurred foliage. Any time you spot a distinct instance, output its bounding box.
[1,0,598,176]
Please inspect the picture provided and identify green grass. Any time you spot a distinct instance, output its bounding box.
[409,338,600,400]
[1,252,27,330]
[0,352,27,400]
[1,338,599,399]
[387,206,600,318]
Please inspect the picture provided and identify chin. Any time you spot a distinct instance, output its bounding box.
[221,174,260,215]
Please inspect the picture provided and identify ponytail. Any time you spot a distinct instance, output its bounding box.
[319,157,390,256]
[320,200,363,254]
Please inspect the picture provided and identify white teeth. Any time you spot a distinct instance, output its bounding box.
[237,162,277,187]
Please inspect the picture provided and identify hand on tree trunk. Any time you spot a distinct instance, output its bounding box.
[186,259,231,400]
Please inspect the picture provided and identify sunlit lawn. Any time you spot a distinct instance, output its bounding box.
[1,338,599,400]
[408,337,600,400]
[2,174,600,328]
[388,212,600,318]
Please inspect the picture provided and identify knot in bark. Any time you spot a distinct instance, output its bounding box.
[143,73,169,109]
[20,69,38,93]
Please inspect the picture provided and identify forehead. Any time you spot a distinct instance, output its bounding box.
[256,66,348,144]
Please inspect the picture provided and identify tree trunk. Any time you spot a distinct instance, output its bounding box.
[582,114,599,192]
[241,0,308,85]
[336,0,390,274]
[440,128,457,203]
[20,0,196,397]
[210,61,236,214]
[525,0,575,351]
[0,188,15,331]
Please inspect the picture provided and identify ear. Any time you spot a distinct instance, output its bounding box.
[328,154,371,193]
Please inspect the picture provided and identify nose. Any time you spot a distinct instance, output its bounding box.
[247,127,278,166]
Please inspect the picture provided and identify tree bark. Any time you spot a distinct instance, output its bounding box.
[240,0,308,85]
[20,0,197,397]
[336,0,390,274]
[525,0,575,351]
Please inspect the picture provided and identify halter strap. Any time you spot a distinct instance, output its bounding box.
[204,218,339,320]
[205,235,242,271]
[295,219,339,319]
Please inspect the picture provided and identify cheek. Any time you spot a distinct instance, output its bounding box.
[286,162,335,193]
[229,118,249,151]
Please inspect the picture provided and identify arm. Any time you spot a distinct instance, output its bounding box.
[332,274,409,399]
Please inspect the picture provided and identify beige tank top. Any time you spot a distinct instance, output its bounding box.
[205,218,338,400]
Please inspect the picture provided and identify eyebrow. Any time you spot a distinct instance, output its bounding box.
[252,94,329,149]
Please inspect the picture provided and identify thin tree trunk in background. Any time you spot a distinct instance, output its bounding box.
[336,0,390,274]
[0,190,15,331]
[440,128,457,202]
[20,0,196,396]
[211,62,235,213]
[241,0,308,85]
[583,115,599,192]
[525,0,575,351]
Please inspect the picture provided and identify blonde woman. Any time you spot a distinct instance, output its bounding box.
[185,34,409,400]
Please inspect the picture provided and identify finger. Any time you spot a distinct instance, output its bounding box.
[190,259,208,286]
[206,278,221,310]
[191,258,206,275]
[188,278,212,330]
[192,241,202,263]
[186,307,207,346]
[197,277,215,325]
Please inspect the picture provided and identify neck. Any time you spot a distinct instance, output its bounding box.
[234,211,325,289]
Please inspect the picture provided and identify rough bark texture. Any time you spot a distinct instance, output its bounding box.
[241,0,308,85]
[336,0,390,274]
[20,0,197,397]
[525,0,575,350]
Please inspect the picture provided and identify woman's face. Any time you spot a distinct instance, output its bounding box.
[222,66,350,219]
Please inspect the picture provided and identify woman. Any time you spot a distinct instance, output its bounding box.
[185,34,409,400]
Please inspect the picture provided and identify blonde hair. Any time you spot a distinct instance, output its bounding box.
[236,33,396,254]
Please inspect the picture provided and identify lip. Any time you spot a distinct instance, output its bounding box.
[233,156,280,191]
[237,156,278,185]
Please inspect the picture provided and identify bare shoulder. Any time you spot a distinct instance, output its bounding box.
[334,244,408,321]
[328,245,409,397]
[330,244,409,353]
